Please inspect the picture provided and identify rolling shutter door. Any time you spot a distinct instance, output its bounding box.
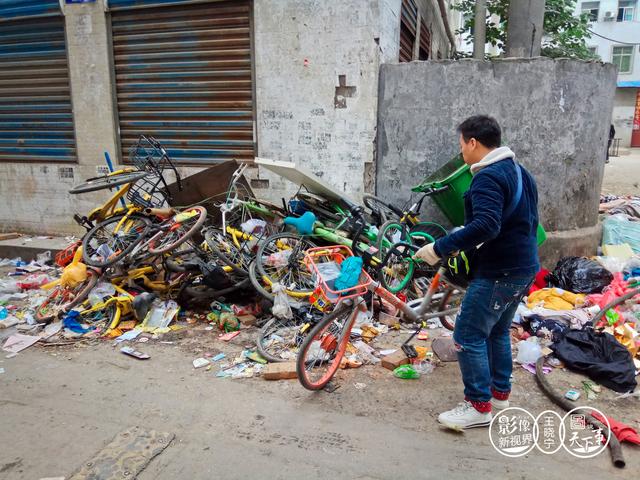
[0,2,76,163]
[110,0,254,165]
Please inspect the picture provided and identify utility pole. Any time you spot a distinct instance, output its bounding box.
[473,0,487,59]
[505,0,546,57]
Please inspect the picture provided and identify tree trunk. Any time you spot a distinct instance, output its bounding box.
[473,0,486,59]
[505,0,546,57]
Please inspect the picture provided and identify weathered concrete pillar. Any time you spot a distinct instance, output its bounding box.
[375,58,617,265]
[62,1,119,168]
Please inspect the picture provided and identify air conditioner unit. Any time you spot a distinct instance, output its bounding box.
[603,11,615,21]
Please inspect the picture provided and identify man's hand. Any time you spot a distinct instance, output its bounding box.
[414,243,440,266]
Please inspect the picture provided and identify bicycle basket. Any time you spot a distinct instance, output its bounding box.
[304,245,372,306]
[129,135,172,174]
[126,172,169,208]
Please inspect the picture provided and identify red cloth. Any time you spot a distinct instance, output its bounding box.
[491,387,510,401]
[591,411,640,445]
[529,269,550,294]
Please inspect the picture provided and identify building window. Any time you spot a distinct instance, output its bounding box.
[617,0,635,21]
[581,1,600,21]
[612,46,634,73]
[588,46,598,55]
[399,0,418,62]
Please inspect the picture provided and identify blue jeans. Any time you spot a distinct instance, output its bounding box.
[453,276,533,403]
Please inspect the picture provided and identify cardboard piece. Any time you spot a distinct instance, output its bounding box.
[381,349,410,370]
[2,334,39,353]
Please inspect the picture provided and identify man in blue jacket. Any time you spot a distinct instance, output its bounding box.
[416,115,540,429]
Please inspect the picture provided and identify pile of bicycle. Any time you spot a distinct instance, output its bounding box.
[35,135,464,389]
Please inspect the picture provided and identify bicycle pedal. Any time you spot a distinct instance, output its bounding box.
[402,344,418,359]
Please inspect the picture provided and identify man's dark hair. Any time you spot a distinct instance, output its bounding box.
[457,115,501,149]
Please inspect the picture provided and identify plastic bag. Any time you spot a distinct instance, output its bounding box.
[36,251,52,265]
[17,273,55,290]
[271,283,293,320]
[88,282,117,306]
[595,256,627,274]
[547,256,613,294]
[264,249,293,268]
[516,339,542,364]
[623,258,640,281]
[59,247,87,288]
[241,219,267,235]
[0,279,20,294]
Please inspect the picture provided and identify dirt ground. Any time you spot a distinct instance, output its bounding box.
[1,310,639,479]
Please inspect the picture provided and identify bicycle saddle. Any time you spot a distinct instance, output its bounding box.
[283,211,316,235]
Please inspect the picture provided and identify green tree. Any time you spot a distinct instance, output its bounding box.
[453,0,596,59]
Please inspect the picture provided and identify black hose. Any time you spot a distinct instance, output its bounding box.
[535,356,625,468]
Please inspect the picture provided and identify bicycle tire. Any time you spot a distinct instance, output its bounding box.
[82,213,152,268]
[249,261,274,301]
[376,221,410,256]
[69,171,149,194]
[256,233,317,295]
[296,302,356,390]
[204,227,251,276]
[362,194,402,224]
[437,286,460,331]
[35,268,99,323]
[148,206,208,255]
[377,241,415,294]
[257,317,305,363]
[409,221,447,240]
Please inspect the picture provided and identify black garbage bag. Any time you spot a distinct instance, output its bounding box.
[546,256,613,294]
[551,329,637,393]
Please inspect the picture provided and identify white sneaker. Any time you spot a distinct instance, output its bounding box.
[437,401,492,430]
[491,397,510,410]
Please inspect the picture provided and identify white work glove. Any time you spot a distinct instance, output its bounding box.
[414,243,440,266]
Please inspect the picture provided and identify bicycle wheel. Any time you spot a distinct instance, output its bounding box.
[82,213,151,268]
[437,286,462,331]
[408,221,447,248]
[249,260,274,301]
[35,269,99,323]
[378,242,415,294]
[204,227,251,276]
[256,233,316,295]
[69,171,149,194]
[362,194,402,225]
[296,302,357,390]
[147,206,207,255]
[257,317,307,363]
[376,221,409,259]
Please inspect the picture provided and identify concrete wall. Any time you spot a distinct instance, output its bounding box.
[251,0,401,201]
[613,87,638,148]
[376,58,618,264]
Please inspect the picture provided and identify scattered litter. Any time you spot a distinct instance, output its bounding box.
[394,364,420,379]
[115,329,143,343]
[219,331,240,341]
[193,357,210,369]
[211,353,225,362]
[354,382,367,389]
[522,363,551,375]
[2,333,40,353]
[565,389,581,401]
[120,346,150,360]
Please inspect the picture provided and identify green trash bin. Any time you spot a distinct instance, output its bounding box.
[412,154,472,227]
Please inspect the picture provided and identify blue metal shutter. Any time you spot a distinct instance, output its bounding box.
[0,4,76,162]
[110,0,254,165]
